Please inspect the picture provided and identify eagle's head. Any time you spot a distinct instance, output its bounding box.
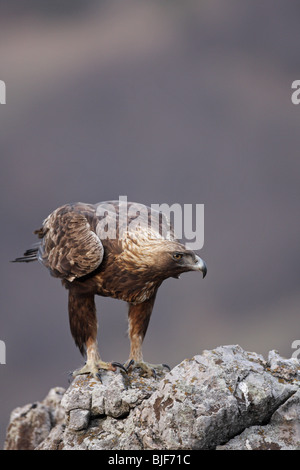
[158,245,207,280]
[167,249,207,279]
[134,240,207,281]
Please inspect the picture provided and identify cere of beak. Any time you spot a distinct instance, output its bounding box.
[194,255,207,278]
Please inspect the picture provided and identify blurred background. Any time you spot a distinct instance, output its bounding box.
[0,0,299,447]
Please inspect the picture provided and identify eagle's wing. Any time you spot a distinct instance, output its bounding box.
[37,204,104,282]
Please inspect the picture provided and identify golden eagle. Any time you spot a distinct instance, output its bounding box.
[13,200,207,379]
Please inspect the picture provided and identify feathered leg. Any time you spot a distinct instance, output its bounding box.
[68,291,124,379]
[125,294,170,377]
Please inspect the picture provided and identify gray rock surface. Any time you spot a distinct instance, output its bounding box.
[4,387,65,450]
[4,345,300,450]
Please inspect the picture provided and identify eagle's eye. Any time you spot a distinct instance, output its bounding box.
[172,253,183,261]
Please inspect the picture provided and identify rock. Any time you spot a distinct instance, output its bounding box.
[134,346,299,450]
[3,346,300,450]
[216,389,300,450]
[216,352,300,450]
[4,387,65,450]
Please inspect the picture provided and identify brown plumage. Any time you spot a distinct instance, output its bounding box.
[13,200,207,378]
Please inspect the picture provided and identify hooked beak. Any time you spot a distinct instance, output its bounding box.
[193,255,207,278]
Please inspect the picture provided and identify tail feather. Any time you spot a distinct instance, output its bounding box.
[11,247,39,263]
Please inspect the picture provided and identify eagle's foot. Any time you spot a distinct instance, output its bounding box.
[124,359,170,378]
[73,360,126,381]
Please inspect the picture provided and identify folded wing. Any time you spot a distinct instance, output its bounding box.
[37,204,104,281]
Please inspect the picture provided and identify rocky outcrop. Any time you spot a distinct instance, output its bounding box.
[4,345,300,450]
[4,387,65,450]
